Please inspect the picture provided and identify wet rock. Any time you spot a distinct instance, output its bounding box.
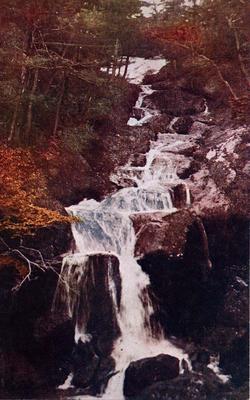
[190,121,211,136]
[72,341,100,388]
[172,183,189,208]
[220,331,249,386]
[203,215,249,268]
[145,89,206,116]
[219,279,248,328]
[147,114,172,133]
[132,108,145,120]
[130,153,147,167]
[172,116,193,134]
[138,213,213,337]
[56,254,121,356]
[151,81,172,91]
[178,160,201,179]
[131,210,195,259]
[94,356,116,394]
[123,354,179,397]
[190,349,211,372]
[128,370,230,400]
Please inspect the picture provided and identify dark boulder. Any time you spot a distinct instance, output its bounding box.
[127,370,232,400]
[172,183,190,208]
[220,331,249,387]
[131,210,195,259]
[71,341,115,394]
[130,153,147,167]
[123,354,179,398]
[138,215,213,337]
[147,114,172,133]
[132,210,211,273]
[93,356,116,394]
[151,81,172,91]
[55,254,121,356]
[132,108,145,120]
[72,341,100,388]
[145,89,206,116]
[172,116,193,134]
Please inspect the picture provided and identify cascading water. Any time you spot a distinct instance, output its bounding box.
[54,37,196,398]
[54,104,194,398]
[127,85,158,126]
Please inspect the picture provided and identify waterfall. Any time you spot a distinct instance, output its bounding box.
[53,103,193,398]
[55,191,189,399]
[53,48,197,397]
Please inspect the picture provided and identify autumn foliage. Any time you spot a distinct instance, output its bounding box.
[144,24,203,48]
[0,144,71,235]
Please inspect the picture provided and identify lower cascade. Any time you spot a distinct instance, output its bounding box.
[54,108,192,398]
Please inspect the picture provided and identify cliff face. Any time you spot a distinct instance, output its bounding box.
[0,57,248,399]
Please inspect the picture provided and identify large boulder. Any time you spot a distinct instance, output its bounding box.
[172,116,193,134]
[147,114,172,133]
[127,370,235,400]
[71,341,100,388]
[144,89,206,116]
[55,254,121,356]
[130,153,146,167]
[123,354,179,398]
[131,210,195,259]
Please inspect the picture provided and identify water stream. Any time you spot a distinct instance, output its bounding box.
[54,10,193,394]
[54,75,195,398]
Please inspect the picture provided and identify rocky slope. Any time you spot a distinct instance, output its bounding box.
[0,57,248,400]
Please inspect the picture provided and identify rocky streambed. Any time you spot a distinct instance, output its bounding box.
[0,58,248,400]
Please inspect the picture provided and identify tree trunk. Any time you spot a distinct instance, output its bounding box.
[8,66,27,143]
[123,55,130,78]
[227,19,250,88]
[44,45,68,95]
[117,56,123,76]
[25,69,39,140]
[53,73,65,136]
[112,39,120,78]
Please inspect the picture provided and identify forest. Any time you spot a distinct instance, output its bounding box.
[0,0,249,234]
[0,0,249,399]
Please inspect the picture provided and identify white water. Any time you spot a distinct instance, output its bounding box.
[56,185,189,399]
[124,57,167,84]
[55,6,193,393]
[127,84,159,126]
[207,355,231,384]
[54,98,193,398]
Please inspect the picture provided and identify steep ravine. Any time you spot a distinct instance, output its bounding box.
[0,56,248,400]
[53,61,248,399]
